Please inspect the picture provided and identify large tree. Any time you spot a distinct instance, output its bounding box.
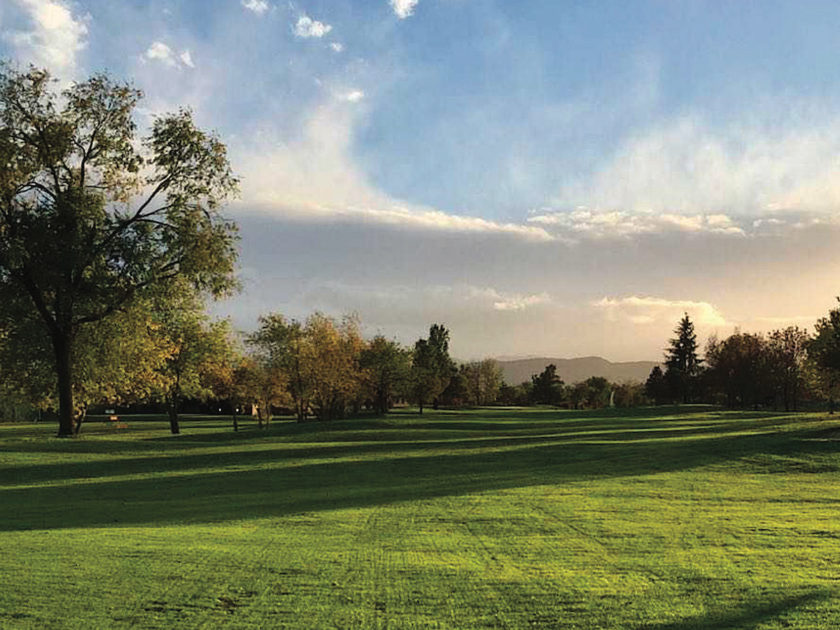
[767,326,810,411]
[152,286,235,434]
[530,364,564,405]
[0,65,238,436]
[664,313,702,404]
[808,302,840,413]
[360,335,411,415]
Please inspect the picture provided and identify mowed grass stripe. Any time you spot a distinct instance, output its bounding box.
[1,406,839,628]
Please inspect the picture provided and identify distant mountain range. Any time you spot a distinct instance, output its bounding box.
[497,356,660,386]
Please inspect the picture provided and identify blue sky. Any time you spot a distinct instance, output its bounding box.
[3,0,840,361]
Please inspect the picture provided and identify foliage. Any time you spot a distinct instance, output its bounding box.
[409,338,444,414]
[0,297,172,432]
[644,366,668,405]
[461,359,503,406]
[808,302,840,410]
[530,364,565,405]
[664,313,702,403]
[151,286,236,434]
[359,336,411,415]
[247,313,308,422]
[304,313,365,421]
[0,64,238,436]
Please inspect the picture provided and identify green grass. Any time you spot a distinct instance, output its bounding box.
[1,406,840,629]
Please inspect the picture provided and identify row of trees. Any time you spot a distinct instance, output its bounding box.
[498,364,646,409]
[645,308,840,411]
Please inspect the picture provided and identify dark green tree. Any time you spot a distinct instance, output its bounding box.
[664,313,702,403]
[0,65,238,436]
[530,364,565,405]
[427,324,455,409]
[808,301,840,413]
[410,338,443,414]
[359,335,411,415]
[644,366,668,404]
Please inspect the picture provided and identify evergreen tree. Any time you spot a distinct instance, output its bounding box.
[644,366,668,404]
[530,364,565,405]
[664,313,702,404]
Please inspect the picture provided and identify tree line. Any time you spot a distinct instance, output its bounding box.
[644,309,840,411]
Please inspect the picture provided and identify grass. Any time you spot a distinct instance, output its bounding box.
[1,406,839,628]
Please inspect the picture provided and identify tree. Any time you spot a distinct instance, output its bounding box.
[578,376,612,409]
[808,302,840,413]
[152,287,235,434]
[530,364,564,405]
[410,338,443,414]
[427,324,455,409]
[767,327,810,411]
[0,295,172,433]
[409,324,455,414]
[0,65,238,436]
[705,331,772,409]
[304,313,364,421]
[462,359,503,406]
[664,313,702,403]
[247,314,310,423]
[359,336,411,415]
[644,366,668,405]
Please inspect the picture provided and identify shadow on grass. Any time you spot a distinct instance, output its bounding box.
[640,590,832,629]
[0,412,814,487]
[1,414,837,532]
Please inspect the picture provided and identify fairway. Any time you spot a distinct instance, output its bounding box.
[2,407,839,629]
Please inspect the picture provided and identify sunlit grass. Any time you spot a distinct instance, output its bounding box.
[1,406,839,628]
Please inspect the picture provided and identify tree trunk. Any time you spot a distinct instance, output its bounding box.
[73,406,87,436]
[232,411,239,432]
[167,400,181,435]
[53,332,75,438]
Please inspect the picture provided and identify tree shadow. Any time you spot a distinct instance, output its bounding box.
[639,590,832,629]
[1,417,837,532]
[0,412,818,487]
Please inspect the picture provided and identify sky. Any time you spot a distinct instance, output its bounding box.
[2,0,840,362]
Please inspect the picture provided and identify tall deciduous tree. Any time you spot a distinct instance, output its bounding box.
[427,324,455,409]
[410,338,442,415]
[767,326,810,411]
[152,286,235,434]
[462,359,503,406]
[0,65,238,436]
[360,336,411,415]
[809,302,840,413]
[247,313,309,422]
[664,313,702,404]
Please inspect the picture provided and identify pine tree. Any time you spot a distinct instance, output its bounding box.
[664,313,702,404]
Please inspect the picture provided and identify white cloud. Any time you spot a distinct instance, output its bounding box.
[241,0,269,14]
[330,42,344,53]
[143,41,176,66]
[235,105,555,242]
[593,296,729,328]
[554,114,840,218]
[4,0,88,77]
[490,291,552,312]
[390,0,419,19]
[528,209,745,239]
[339,90,365,103]
[142,41,195,70]
[294,15,332,38]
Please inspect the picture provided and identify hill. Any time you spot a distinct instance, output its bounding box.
[497,355,659,385]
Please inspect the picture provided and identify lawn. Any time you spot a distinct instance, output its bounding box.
[1,406,839,629]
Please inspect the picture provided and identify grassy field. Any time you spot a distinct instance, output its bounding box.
[1,406,839,629]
